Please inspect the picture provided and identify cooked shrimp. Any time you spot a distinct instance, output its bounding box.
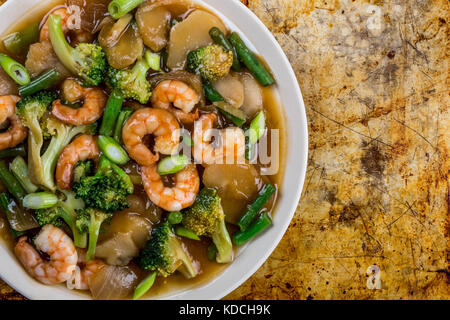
[151,80,200,114]
[14,225,78,285]
[40,7,92,43]
[122,108,180,166]
[0,96,27,150]
[52,79,107,126]
[67,250,105,290]
[56,134,100,189]
[193,113,245,164]
[141,164,200,211]
[167,106,200,125]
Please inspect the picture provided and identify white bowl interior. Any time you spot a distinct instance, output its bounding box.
[0,0,308,300]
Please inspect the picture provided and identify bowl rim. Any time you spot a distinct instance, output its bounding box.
[0,0,308,300]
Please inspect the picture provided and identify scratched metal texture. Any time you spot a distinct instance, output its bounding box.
[1,0,449,300]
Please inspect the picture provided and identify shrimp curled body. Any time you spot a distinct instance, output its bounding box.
[193,113,245,164]
[122,108,180,166]
[151,80,200,114]
[67,250,105,290]
[141,164,200,211]
[0,96,27,150]
[52,79,107,126]
[56,134,100,190]
[14,225,78,285]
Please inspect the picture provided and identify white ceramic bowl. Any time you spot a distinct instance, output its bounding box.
[0,0,308,300]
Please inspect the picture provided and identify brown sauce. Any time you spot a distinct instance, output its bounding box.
[0,0,286,299]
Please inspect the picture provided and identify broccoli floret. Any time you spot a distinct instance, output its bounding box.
[73,160,94,184]
[35,190,87,248]
[106,53,152,104]
[72,155,133,213]
[48,14,106,86]
[182,188,233,263]
[17,94,97,191]
[75,207,112,260]
[186,44,233,82]
[138,222,198,278]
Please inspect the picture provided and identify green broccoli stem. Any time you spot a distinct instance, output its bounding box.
[99,90,124,137]
[59,190,87,248]
[212,219,233,263]
[48,15,78,75]
[133,55,151,80]
[0,144,26,159]
[58,205,87,248]
[10,156,38,193]
[0,53,30,85]
[108,0,143,19]
[41,124,94,191]
[86,215,105,261]
[18,68,60,97]
[0,160,27,203]
[232,212,272,246]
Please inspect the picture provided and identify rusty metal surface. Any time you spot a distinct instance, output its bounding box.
[1,0,449,300]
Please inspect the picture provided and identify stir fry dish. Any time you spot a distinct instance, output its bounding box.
[0,0,282,300]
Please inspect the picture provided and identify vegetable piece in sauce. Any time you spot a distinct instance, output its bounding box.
[25,41,71,80]
[10,156,38,193]
[106,50,153,104]
[99,89,124,137]
[95,212,152,265]
[136,5,171,52]
[18,68,61,98]
[233,211,272,245]
[0,188,38,232]
[89,265,139,300]
[182,188,233,263]
[167,10,227,69]
[16,92,97,191]
[202,164,263,224]
[138,221,198,278]
[73,155,133,213]
[133,271,157,300]
[186,44,233,82]
[209,27,241,71]
[229,32,275,86]
[99,19,143,70]
[34,190,87,248]
[48,14,106,86]
[0,145,26,159]
[109,0,144,19]
[157,155,189,175]
[240,72,263,117]
[2,23,39,56]
[212,72,244,109]
[0,53,30,85]
[98,135,130,165]
[0,159,27,203]
[236,183,275,232]
[22,192,58,209]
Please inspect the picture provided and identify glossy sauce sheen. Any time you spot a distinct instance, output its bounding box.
[0,0,286,299]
